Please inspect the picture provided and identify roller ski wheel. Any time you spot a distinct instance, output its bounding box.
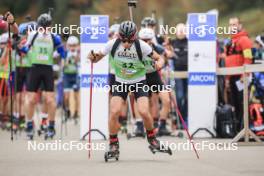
[126,133,132,140]
[148,138,172,156]
[104,144,119,162]
[104,150,119,162]
[44,128,55,140]
[26,129,34,140]
[38,125,47,136]
[177,132,184,138]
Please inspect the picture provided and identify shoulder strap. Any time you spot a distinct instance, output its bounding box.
[110,38,121,58]
[51,33,56,49]
[29,32,38,49]
[30,32,56,49]
[134,39,143,61]
[110,39,143,62]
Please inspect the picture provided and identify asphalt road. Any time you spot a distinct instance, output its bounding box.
[0,119,264,176]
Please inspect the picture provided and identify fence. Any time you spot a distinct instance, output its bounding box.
[172,64,264,145]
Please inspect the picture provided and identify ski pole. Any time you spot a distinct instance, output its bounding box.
[128,0,137,22]
[168,71,200,159]
[7,23,14,141]
[88,50,95,159]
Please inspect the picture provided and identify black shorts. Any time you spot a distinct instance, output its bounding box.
[108,73,116,87]
[15,67,30,92]
[26,64,54,92]
[108,73,115,94]
[112,80,149,101]
[146,71,166,93]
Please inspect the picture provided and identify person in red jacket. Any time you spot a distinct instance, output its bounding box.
[224,17,253,131]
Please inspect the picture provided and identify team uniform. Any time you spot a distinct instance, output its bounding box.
[22,31,65,92]
[0,46,9,97]
[15,38,31,92]
[104,38,153,100]
[63,50,79,92]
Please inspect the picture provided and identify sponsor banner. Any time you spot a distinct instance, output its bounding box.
[188,42,216,72]
[81,74,108,88]
[188,13,217,137]
[188,13,217,41]
[189,72,216,85]
[80,15,108,43]
[80,15,109,140]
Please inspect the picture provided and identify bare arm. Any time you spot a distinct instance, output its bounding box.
[151,51,165,70]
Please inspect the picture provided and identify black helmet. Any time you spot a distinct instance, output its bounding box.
[119,21,137,40]
[141,17,156,27]
[37,13,52,28]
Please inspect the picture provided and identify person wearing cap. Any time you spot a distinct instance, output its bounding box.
[63,36,80,122]
[253,35,264,61]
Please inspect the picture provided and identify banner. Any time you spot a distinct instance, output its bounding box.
[80,15,109,140]
[187,13,217,137]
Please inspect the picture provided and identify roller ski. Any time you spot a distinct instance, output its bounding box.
[104,136,120,162]
[26,122,34,140]
[12,117,20,134]
[44,127,56,140]
[127,121,145,139]
[147,131,172,155]
[37,118,47,136]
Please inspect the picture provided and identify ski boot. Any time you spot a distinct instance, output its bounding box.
[26,122,34,140]
[104,141,120,162]
[12,117,19,134]
[38,118,47,136]
[119,117,127,134]
[147,130,172,155]
[157,120,171,136]
[127,121,145,139]
[44,127,56,140]
[64,108,71,122]
[18,116,26,131]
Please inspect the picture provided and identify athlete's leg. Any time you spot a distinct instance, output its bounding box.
[133,99,145,135]
[149,93,159,127]
[26,92,37,121]
[136,97,154,130]
[159,91,170,121]
[109,96,124,134]
[44,92,56,122]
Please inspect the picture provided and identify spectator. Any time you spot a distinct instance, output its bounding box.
[224,17,253,130]
[170,23,188,123]
[253,35,264,62]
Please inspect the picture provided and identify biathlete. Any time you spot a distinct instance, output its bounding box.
[88,21,172,161]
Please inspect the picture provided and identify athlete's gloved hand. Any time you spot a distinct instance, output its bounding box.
[155,60,164,71]
[88,50,100,63]
[4,11,15,24]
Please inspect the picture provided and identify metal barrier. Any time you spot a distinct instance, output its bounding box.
[172,64,264,144]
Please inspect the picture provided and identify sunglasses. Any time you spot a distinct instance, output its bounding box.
[121,39,134,44]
